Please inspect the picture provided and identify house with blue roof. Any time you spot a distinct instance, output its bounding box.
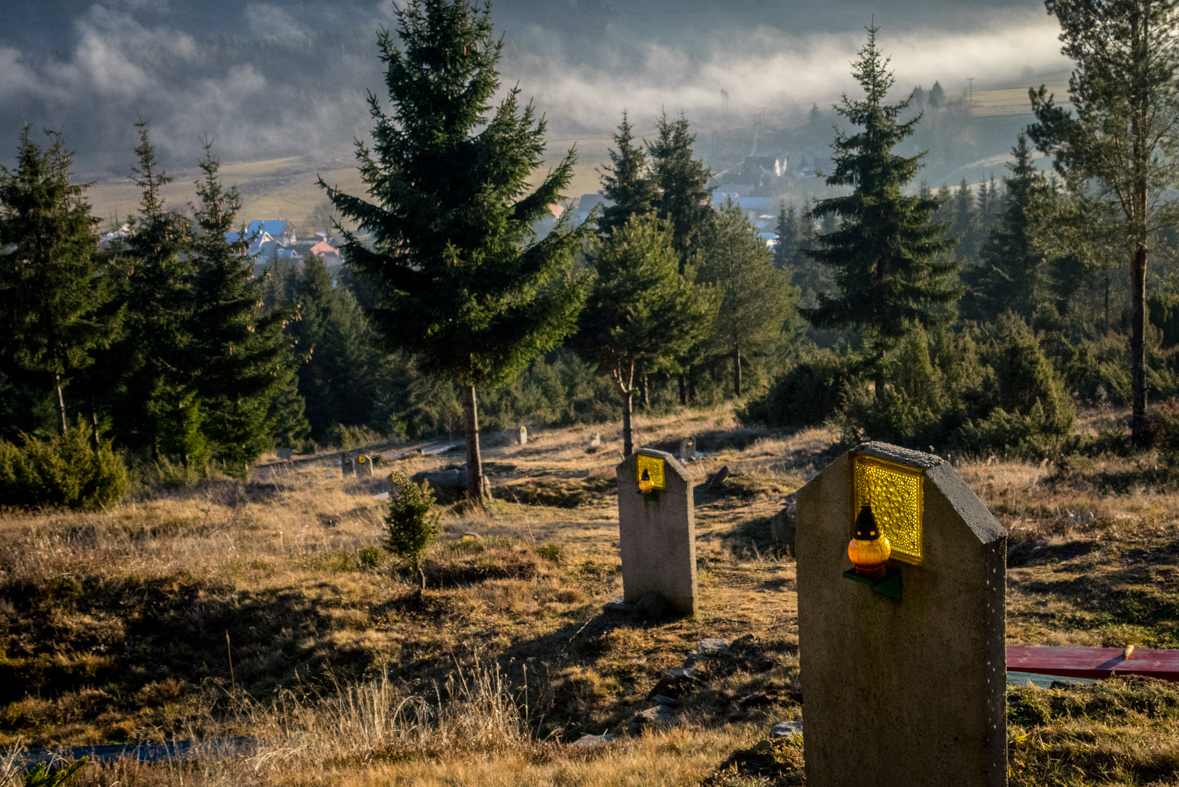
[247,220,295,245]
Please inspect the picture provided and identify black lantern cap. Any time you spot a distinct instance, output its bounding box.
[854,505,880,540]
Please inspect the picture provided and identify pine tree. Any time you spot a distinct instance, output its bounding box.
[117,120,203,463]
[962,134,1052,322]
[952,179,980,264]
[1029,0,1179,446]
[697,202,794,397]
[0,128,121,435]
[322,0,588,504]
[574,214,719,455]
[773,202,795,270]
[188,140,292,475]
[929,80,946,108]
[598,111,656,238]
[648,111,713,260]
[806,26,960,399]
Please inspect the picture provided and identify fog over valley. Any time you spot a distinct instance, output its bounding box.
[0,0,1073,222]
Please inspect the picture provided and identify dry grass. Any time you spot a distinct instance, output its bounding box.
[2,407,1179,784]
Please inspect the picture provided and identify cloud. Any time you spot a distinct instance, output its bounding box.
[0,0,1070,177]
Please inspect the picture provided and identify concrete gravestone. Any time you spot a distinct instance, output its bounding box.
[355,455,373,478]
[519,426,528,446]
[340,452,353,476]
[616,448,698,616]
[796,441,1006,787]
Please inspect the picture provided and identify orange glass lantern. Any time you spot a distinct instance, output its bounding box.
[847,505,891,579]
[639,468,655,494]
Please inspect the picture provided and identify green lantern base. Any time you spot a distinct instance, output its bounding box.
[842,566,902,600]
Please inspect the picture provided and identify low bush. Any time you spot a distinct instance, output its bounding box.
[0,424,128,510]
[324,423,384,450]
[384,473,442,591]
[739,347,859,428]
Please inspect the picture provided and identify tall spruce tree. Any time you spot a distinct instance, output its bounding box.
[598,111,656,238]
[806,26,960,399]
[648,111,713,260]
[188,141,292,475]
[322,0,588,504]
[962,134,1051,322]
[952,179,981,264]
[772,202,795,270]
[1029,0,1179,447]
[574,214,718,455]
[0,128,120,435]
[117,120,204,463]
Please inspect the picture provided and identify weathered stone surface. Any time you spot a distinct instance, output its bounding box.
[570,732,616,747]
[770,720,803,739]
[617,449,698,616]
[275,447,293,461]
[603,598,632,613]
[707,465,730,490]
[354,456,373,478]
[518,426,528,446]
[650,694,680,707]
[341,452,353,475]
[796,442,1006,787]
[630,704,677,730]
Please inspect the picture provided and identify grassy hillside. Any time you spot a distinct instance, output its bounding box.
[2,407,1178,785]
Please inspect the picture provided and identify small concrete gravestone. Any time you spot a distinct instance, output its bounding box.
[518,425,528,446]
[275,447,293,462]
[796,441,1006,787]
[616,448,698,616]
[355,455,373,478]
[587,432,602,454]
[340,452,353,476]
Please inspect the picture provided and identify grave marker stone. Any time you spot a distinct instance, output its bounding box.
[276,447,294,462]
[519,425,528,446]
[616,448,698,616]
[796,441,1006,787]
[341,452,353,476]
[355,455,373,478]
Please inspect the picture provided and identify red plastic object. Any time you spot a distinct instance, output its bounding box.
[1006,646,1179,682]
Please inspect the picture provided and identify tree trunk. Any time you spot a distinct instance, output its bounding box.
[55,374,67,435]
[461,384,485,505]
[678,374,687,406]
[732,345,743,398]
[1131,242,1148,447]
[621,388,634,456]
[417,563,426,593]
[640,374,650,409]
[91,409,101,453]
[874,348,885,402]
[688,367,697,403]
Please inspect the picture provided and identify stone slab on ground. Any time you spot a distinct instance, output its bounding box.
[771,720,803,739]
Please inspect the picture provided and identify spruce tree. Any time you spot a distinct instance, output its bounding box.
[648,111,713,260]
[322,0,588,504]
[0,128,121,435]
[773,202,795,270]
[952,179,980,264]
[598,111,656,238]
[117,120,204,463]
[806,26,960,399]
[698,202,793,397]
[962,134,1051,322]
[188,141,292,475]
[574,214,718,455]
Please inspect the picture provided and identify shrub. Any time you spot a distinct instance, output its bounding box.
[1154,398,1179,473]
[23,757,87,787]
[324,423,383,450]
[0,424,128,510]
[740,347,858,428]
[383,473,442,591]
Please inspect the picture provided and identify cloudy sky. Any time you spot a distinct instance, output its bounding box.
[0,0,1072,174]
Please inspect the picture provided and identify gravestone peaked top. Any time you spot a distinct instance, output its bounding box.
[796,442,1006,787]
[616,448,698,616]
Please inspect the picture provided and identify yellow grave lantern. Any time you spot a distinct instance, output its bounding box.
[842,452,924,599]
[637,454,666,499]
